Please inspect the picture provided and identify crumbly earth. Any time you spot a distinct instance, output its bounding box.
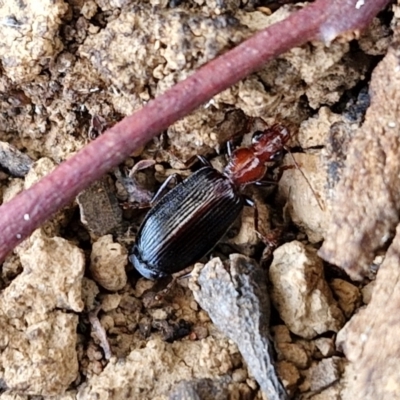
[0,0,396,399]
[319,23,400,280]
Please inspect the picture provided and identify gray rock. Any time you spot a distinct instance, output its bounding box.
[190,254,288,400]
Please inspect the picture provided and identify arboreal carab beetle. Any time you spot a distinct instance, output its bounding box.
[130,125,290,280]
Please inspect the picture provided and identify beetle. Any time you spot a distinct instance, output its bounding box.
[129,125,290,280]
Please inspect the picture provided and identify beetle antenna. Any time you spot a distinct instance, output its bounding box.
[284,146,325,211]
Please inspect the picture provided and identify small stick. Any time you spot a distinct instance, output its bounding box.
[88,305,112,360]
[0,0,390,262]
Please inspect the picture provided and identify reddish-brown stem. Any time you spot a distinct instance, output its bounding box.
[0,0,390,261]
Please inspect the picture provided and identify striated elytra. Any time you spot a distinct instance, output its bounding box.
[130,166,243,280]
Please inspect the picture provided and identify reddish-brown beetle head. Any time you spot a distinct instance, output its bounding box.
[252,124,290,163]
[224,124,290,186]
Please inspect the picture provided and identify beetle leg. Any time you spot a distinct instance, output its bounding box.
[174,265,194,281]
[182,154,212,168]
[158,265,194,295]
[253,179,278,186]
[226,140,234,158]
[243,196,255,207]
[151,173,182,205]
[196,155,211,167]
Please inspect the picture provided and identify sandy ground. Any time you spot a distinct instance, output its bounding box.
[0,1,398,399]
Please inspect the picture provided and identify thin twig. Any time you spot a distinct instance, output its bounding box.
[0,0,390,262]
[88,305,112,360]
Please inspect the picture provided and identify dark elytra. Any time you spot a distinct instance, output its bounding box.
[130,166,243,280]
